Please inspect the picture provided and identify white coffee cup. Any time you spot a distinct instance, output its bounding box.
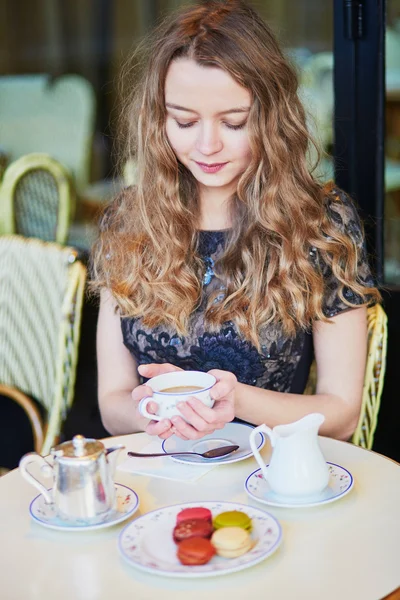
[138,370,216,422]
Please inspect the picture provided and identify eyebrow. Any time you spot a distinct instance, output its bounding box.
[165,103,250,116]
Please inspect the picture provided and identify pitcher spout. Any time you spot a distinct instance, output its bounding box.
[302,412,325,430]
[274,412,325,439]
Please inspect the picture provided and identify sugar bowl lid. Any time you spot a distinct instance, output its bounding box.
[52,434,104,459]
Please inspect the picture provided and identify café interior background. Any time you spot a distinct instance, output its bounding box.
[1,1,400,463]
[1,0,400,281]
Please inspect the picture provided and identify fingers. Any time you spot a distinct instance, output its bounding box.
[207,369,237,400]
[145,418,173,437]
[138,363,182,378]
[131,384,152,404]
[175,399,217,431]
[158,429,175,440]
[170,415,217,440]
[186,396,235,425]
[169,397,234,440]
[145,420,189,441]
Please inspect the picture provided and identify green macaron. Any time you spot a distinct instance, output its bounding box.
[213,510,252,532]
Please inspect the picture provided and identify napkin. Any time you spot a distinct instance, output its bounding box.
[117,439,217,483]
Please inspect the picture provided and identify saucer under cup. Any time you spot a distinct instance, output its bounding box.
[162,421,265,465]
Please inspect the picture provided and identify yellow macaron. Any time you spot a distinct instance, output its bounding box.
[211,526,254,558]
[213,510,252,532]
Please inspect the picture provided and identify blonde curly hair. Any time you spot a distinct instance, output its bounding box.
[91,0,380,347]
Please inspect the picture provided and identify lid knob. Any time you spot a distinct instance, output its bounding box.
[72,434,87,457]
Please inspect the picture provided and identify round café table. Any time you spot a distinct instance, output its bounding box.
[0,434,399,600]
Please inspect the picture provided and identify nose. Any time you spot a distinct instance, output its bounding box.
[195,123,223,156]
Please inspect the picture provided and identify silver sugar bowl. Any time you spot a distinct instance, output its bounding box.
[19,435,125,523]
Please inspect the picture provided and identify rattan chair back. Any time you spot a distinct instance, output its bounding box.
[0,153,75,244]
[304,304,388,449]
[0,235,86,454]
[352,304,388,448]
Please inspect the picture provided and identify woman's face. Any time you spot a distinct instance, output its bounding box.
[165,58,252,198]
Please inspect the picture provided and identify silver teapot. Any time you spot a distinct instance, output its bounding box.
[19,435,125,523]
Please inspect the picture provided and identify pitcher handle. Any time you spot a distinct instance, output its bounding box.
[19,453,53,504]
[249,424,276,482]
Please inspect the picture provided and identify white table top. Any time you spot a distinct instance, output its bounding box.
[1,434,399,600]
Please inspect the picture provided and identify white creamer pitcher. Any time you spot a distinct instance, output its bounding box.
[249,413,329,498]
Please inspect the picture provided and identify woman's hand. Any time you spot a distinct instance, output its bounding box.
[137,364,236,441]
[169,369,236,440]
[134,363,183,439]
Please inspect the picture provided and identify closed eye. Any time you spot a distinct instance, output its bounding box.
[175,120,246,130]
[225,122,246,130]
[175,121,196,129]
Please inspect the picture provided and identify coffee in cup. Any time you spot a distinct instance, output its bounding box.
[160,385,203,394]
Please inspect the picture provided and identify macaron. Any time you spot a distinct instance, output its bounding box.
[213,510,252,532]
[211,526,254,558]
[173,518,214,543]
[177,537,216,565]
[176,507,212,525]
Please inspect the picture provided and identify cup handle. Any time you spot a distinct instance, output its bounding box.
[19,453,54,504]
[249,424,275,482]
[138,396,162,421]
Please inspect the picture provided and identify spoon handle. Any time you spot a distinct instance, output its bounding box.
[127,451,200,458]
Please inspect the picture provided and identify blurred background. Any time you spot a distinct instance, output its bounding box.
[0,0,399,466]
[1,0,400,278]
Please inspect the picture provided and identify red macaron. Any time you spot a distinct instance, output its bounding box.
[176,507,212,525]
[173,518,213,543]
[177,537,216,566]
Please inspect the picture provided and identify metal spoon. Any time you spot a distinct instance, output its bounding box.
[127,444,239,459]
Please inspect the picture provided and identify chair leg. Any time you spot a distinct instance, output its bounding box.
[0,384,44,453]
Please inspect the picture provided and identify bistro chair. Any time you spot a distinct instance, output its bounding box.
[304,303,388,449]
[0,235,86,461]
[0,153,75,245]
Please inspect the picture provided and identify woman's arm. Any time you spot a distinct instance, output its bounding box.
[97,289,146,434]
[97,289,176,437]
[235,306,367,440]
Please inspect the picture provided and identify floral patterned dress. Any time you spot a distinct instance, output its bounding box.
[120,189,375,394]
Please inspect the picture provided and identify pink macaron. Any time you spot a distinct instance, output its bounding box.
[176,507,212,525]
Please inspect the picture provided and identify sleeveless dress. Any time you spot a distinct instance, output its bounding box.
[120,188,375,394]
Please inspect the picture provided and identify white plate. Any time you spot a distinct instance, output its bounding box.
[118,500,282,578]
[245,462,354,508]
[162,421,265,465]
[29,483,139,531]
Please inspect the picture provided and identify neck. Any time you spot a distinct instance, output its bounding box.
[198,186,232,231]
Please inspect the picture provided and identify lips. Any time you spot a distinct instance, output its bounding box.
[195,161,228,174]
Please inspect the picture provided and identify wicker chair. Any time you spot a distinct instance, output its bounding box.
[0,153,75,245]
[304,304,388,449]
[0,235,86,457]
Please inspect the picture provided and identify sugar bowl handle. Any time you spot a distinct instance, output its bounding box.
[19,452,54,504]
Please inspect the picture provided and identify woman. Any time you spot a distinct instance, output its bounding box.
[92,0,380,443]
